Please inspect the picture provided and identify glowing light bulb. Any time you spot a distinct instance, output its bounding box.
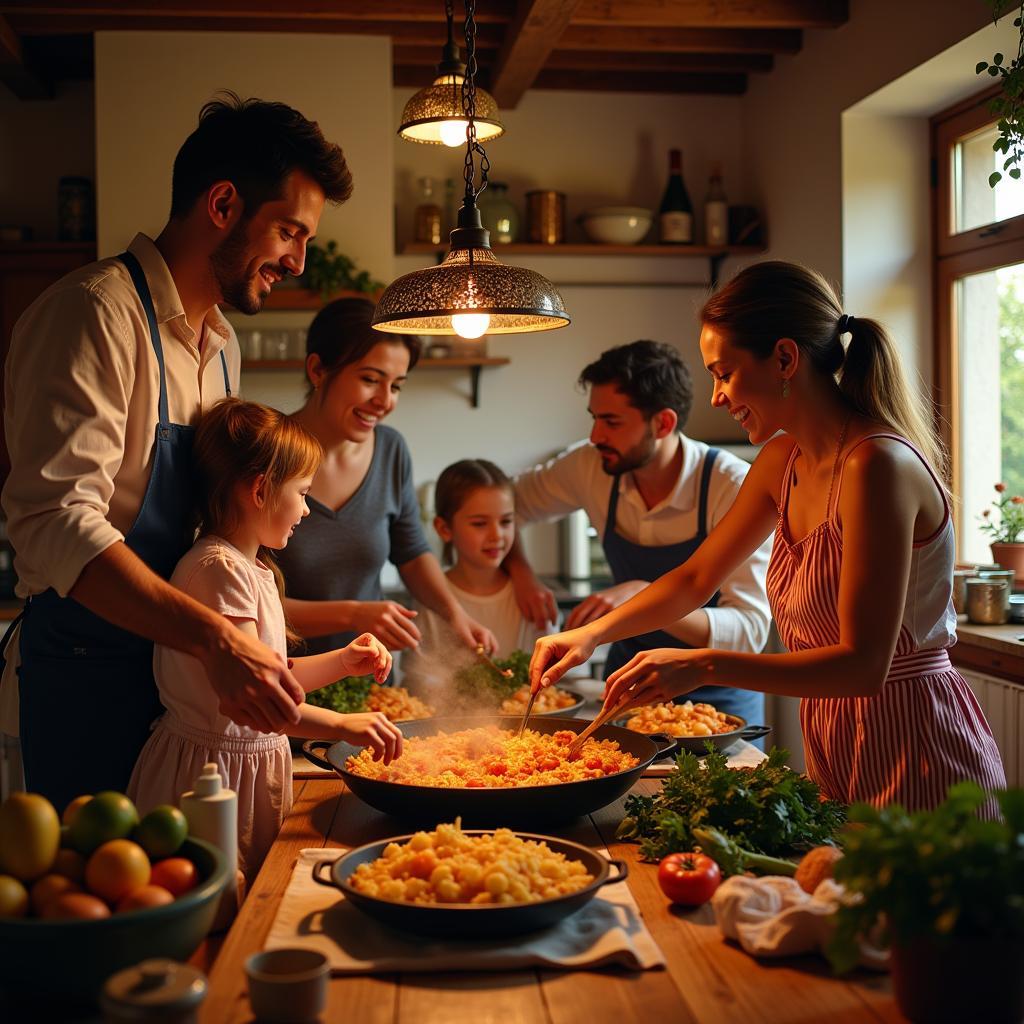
[452,313,490,339]
[439,119,469,147]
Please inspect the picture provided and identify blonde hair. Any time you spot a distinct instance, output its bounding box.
[434,459,513,565]
[701,261,948,486]
[193,398,323,644]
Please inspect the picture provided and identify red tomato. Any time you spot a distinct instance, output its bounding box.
[657,852,721,906]
[149,857,198,897]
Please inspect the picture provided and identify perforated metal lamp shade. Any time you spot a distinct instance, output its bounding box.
[398,74,505,145]
[372,247,570,335]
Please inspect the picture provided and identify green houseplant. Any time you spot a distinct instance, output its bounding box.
[302,240,384,301]
[977,1,1024,186]
[828,782,1024,1023]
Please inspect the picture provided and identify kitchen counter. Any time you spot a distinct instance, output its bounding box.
[952,619,1024,679]
[198,777,898,1024]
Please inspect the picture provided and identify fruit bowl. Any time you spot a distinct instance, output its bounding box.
[0,837,230,1005]
[580,206,653,245]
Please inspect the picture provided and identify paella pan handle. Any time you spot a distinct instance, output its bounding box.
[302,739,334,771]
[647,732,678,760]
[736,725,771,742]
[312,858,339,887]
[599,858,629,888]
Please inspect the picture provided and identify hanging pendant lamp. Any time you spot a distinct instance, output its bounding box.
[376,1,570,339]
[398,0,504,147]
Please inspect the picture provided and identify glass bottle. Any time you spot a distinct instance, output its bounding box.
[705,163,729,246]
[477,182,519,244]
[413,177,442,245]
[659,149,693,244]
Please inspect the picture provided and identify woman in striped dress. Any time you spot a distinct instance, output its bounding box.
[529,261,1005,810]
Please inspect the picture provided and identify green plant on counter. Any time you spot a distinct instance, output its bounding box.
[979,480,1024,542]
[302,240,384,300]
[827,781,1024,974]
[977,1,1024,187]
[453,649,529,704]
[306,675,374,714]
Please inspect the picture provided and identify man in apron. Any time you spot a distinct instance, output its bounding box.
[1,94,354,812]
[510,340,771,731]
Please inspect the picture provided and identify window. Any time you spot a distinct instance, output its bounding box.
[933,87,1024,563]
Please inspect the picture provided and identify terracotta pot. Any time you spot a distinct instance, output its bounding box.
[990,543,1024,588]
[890,935,1024,1023]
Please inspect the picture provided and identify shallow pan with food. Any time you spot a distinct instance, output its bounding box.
[614,709,771,755]
[312,830,628,938]
[303,715,676,825]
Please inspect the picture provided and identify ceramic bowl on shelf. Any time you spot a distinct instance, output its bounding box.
[580,206,653,245]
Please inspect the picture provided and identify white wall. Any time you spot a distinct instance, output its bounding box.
[0,80,95,240]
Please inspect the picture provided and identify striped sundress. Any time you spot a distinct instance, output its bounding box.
[766,433,1006,810]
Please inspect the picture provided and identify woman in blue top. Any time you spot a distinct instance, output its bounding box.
[278,298,496,656]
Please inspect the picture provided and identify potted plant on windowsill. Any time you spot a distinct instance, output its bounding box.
[979,481,1024,577]
[827,783,1024,1024]
[301,240,384,303]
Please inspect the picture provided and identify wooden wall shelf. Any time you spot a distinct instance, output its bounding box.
[258,287,382,311]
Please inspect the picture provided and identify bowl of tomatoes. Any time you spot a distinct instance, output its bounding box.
[0,791,230,1005]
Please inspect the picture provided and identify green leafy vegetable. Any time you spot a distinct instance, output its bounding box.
[692,825,797,878]
[828,782,1024,974]
[306,675,373,714]
[615,745,845,862]
[453,649,530,704]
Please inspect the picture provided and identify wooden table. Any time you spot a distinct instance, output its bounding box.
[199,777,902,1024]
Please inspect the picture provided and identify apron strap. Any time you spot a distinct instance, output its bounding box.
[696,447,720,536]
[220,350,231,397]
[604,474,623,539]
[118,250,170,427]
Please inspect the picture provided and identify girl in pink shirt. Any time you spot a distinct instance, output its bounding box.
[129,398,402,880]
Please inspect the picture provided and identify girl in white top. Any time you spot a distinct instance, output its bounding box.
[401,460,553,693]
[129,399,402,881]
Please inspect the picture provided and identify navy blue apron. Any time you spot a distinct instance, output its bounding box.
[600,448,765,739]
[13,250,230,812]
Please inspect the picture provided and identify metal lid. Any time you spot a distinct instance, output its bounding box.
[100,959,207,1018]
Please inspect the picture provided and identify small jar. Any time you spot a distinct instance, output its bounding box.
[966,577,1010,625]
[477,182,519,244]
[100,959,207,1024]
[526,190,565,244]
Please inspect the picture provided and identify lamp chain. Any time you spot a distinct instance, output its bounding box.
[460,0,489,204]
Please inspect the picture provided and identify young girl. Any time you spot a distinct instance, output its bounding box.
[401,460,552,691]
[129,398,403,880]
[530,261,1006,812]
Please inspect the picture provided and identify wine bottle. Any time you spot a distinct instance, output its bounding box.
[705,163,729,246]
[659,149,693,244]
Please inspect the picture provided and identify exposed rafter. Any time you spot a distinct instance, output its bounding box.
[571,0,847,30]
[0,14,50,99]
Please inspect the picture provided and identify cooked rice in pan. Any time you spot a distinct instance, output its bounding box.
[624,700,736,737]
[498,685,578,715]
[348,819,593,904]
[366,684,434,722]
[345,725,639,787]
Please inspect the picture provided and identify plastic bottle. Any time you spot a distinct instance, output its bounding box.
[180,762,238,931]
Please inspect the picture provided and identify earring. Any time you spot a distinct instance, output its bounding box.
[781,378,790,400]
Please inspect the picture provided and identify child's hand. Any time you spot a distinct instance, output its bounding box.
[337,712,403,764]
[341,632,393,683]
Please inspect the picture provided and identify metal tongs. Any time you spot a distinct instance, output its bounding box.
[516,688,539,738]
[565,690,646,760]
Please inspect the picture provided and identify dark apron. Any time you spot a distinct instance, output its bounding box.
[13,250,230,812]
[601,448,765,736]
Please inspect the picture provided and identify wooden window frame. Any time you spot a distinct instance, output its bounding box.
[932,85,1024,553]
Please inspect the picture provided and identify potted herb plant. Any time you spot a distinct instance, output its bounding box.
[979,481,1024,576]
[301,240,384,301]
[828,782,1024,1023]
[977,1,1024,186]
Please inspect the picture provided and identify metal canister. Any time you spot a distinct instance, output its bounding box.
[966,577,1010,625]
[978,569,1015,612]
[952,569,973,615]
[526,190,565,244]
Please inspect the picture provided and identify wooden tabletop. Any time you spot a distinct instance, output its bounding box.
[199,777,901,1024]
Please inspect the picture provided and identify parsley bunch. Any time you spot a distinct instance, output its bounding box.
[453,649,530,704]
[616,745,845,862]
[306,675,374,715]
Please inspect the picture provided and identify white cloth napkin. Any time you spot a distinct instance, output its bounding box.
[711,875,889,970]
[264,848,666,974]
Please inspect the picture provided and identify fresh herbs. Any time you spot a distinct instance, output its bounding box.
[306,675,374,715]
[827,782,1024,974]
[616,746,845,863]
[453,649,530,704]
[691,826,798,878]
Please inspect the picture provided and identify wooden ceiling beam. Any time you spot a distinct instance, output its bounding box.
[489,0,581,110]
[559,25,801,54]
[530,68,748,95]
[0,14,51,98]
[572,0,847,30]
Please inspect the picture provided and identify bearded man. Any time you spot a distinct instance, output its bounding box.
[506,340,772,729]
[1,93,352,807]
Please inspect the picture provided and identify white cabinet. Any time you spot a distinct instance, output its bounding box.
[960,668,1023,787]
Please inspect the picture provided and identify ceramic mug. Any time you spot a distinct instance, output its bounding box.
[245,948,328,1023]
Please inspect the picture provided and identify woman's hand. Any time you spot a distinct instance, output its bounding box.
[603,648,705,710]
[528,626,599,693]
[336,712,403,764]
[340,632,393,683]
[449,610,499,655]
[350,601,421,651]
[564,580,647,630]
